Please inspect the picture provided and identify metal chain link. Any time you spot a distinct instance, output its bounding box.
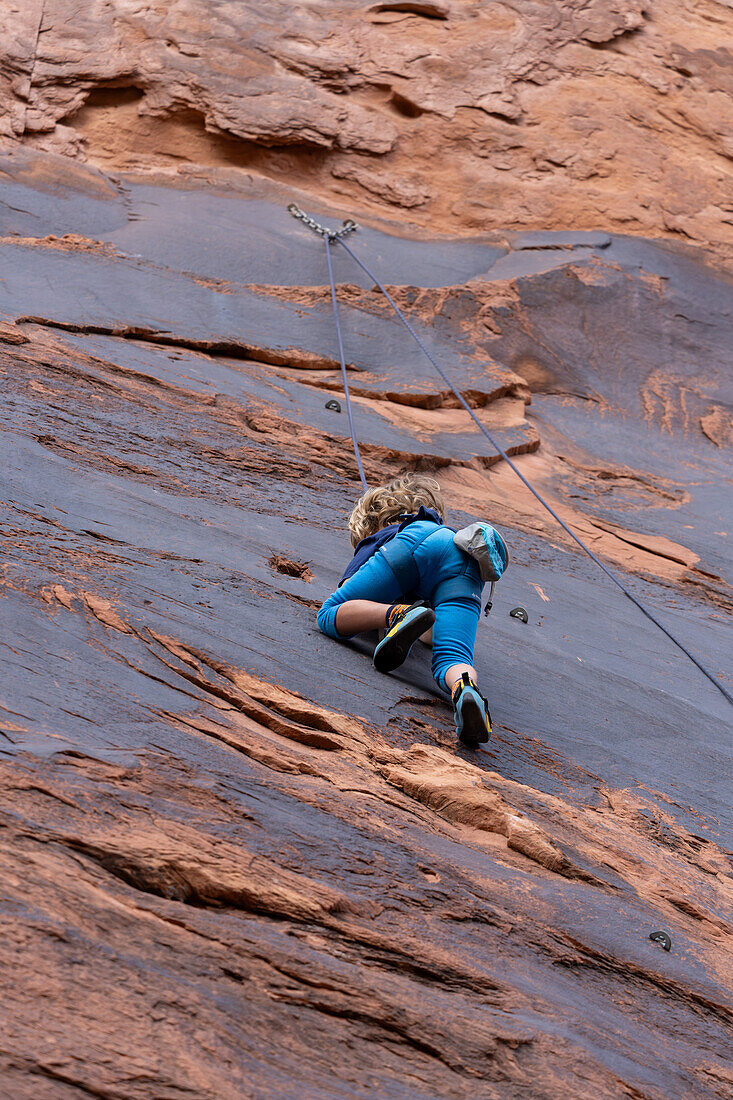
[287,203,358,239]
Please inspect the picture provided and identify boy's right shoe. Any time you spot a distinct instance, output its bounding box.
[373,601,436,674]
[452,672,492,749]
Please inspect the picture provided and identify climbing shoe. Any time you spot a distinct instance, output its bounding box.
[373,601,435,674]
[452,672,492,749]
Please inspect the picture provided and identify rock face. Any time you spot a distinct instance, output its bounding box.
[2,0,732,256]
[1,3,732,1099]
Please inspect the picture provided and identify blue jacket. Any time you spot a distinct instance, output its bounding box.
[339,507,452,585]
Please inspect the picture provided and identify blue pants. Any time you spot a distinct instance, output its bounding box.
[318,521,483,691]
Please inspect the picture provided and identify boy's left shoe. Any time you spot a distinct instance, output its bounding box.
[452,673,492,749]
[373,601,436,674]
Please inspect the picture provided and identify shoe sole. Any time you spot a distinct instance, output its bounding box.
[373,607,435,674]
[457,692,491,749]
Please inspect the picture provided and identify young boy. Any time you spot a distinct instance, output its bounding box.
[317,473,492,748]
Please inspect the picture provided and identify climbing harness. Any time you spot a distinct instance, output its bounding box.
[378,523,482,612]
[287,203,733,707]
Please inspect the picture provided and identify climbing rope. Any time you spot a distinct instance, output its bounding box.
[288,205,367,490]
[288,204,733,706]
[325,234,368,491]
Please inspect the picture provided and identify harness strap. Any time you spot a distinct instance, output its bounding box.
[380,527,481,608]
[432,575,482,606]
[378,527,438,593]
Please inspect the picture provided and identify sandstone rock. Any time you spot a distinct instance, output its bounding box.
[0,6,732,1097]
[1,0,730,257]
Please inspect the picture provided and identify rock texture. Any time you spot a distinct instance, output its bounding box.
[0,3,732,1098]
[1,0,732,257]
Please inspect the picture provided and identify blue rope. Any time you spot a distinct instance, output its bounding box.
[324,234,368,491]
[335,235,733,707]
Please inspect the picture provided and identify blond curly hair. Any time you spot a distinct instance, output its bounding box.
[348,474,445,547]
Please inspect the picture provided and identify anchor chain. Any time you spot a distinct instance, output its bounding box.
[287,203,358,240]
